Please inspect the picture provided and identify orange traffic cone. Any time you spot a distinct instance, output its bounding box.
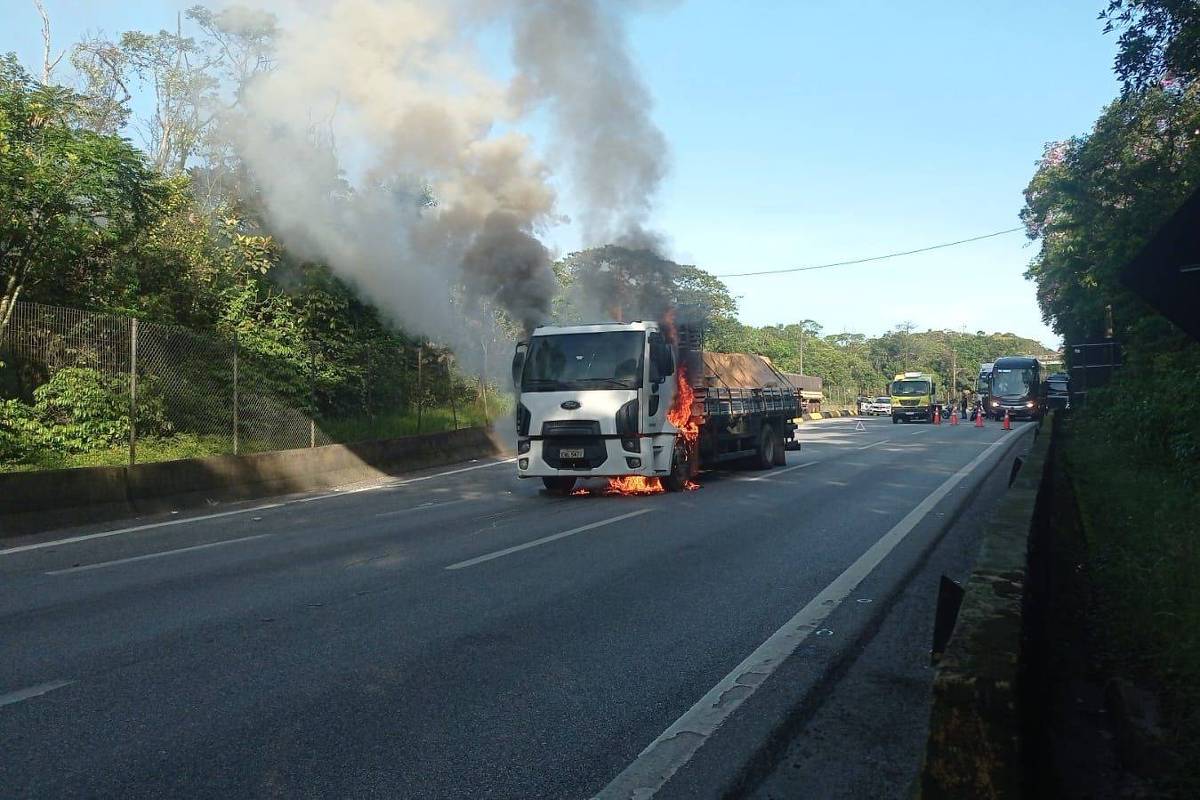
[950,408,959,425]
[975,408,985,428]
[1003,410,1012,431]
[933,406,941,425]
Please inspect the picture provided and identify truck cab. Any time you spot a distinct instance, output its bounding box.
[511,321,685,493]
[890,371,936,423]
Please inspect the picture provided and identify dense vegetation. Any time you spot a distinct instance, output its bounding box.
[1025,1,1200,789]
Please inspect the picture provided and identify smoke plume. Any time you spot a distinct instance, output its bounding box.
[220,0,670,368]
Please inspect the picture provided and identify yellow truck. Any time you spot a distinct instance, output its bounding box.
[890,371,937,424]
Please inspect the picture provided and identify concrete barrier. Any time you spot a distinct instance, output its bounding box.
[0,427,509,539]
[919,416,1052,798]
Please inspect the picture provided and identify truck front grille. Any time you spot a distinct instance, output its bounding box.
[542,420,601,437]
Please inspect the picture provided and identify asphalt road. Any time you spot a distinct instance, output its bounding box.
[0,415,1033,799]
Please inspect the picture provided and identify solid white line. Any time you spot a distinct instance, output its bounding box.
[856,439,889,450]
[595,431,1022,799]
[46,534,272,575]
[445,508,653,570]
[742,461,819,482]
[0,680,75,708]
[386,458,517,487]
[0,458,516,556]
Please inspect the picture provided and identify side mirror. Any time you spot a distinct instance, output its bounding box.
[648,361,663,385]
[511,343,527,388]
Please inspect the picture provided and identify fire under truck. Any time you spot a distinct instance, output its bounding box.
[510,318,801,495]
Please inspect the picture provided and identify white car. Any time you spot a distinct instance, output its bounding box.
[866,396,892,415]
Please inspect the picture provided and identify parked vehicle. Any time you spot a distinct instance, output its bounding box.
[985,356,1047,420]
[890,371,937,423]
[511,319,800,494]
[1046,372,1070,411]
[865,396,892,415]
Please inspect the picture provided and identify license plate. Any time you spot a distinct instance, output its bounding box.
[559,448,585,459]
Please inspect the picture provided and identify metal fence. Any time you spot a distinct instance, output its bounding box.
[0,301,494,466]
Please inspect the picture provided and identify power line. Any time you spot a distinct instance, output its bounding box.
[712,226,1024,278]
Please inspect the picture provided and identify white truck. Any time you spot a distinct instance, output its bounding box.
[511,319,801,494]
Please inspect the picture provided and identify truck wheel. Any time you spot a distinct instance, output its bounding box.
[753,425,776,470]
[892,414,898,424]
[542,476,577,496]
[663,439,693,492]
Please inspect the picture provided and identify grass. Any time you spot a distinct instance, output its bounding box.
[1062,413,1200,792]
[0,433,232,473]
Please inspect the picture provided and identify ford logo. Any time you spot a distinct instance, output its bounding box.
[560,400,581,410]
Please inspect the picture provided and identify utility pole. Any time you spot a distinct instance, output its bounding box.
[799,326,805,375]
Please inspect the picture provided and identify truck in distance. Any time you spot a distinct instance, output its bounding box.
[890,371,937,423]
[510,319,801,495]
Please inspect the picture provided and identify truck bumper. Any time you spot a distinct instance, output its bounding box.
[893,407,929,421]
[517,435,673,479]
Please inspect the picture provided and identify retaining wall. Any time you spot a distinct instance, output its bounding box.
[919,415,1053,798]
[0,427,509,539]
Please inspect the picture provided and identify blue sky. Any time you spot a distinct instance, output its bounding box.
[1,1,1121,347]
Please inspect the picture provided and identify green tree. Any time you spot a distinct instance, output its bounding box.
[1103,0,1200,92]
[0,55,164,336]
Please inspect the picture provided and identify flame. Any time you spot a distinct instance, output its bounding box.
[606,476,665,495]
[667,366,700,445]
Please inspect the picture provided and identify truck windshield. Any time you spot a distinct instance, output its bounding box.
[891,380,930,397]
[992,368,1035,397]
[521,331,645,392]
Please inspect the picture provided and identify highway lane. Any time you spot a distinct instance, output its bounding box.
[0,416,1034,798]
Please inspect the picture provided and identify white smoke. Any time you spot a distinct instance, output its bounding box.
[221,0,670,368]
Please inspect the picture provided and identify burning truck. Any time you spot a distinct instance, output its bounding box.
[510,315,802,495]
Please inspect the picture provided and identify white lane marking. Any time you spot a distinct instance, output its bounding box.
[856,439,889,450]
[0,680,75,708]
[445,508,653,570]
[374,498,471,517]
[741,461,819,482]
[385,458,517,487]
[0,458,516,556]
[910,429,931,435]
[46,534,272,575]
[596,431,1022,799]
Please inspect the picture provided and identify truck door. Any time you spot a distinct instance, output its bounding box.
[643,332,673,433]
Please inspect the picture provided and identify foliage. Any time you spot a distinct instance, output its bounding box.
[1103,0,1200,92]
[0,55,165,336]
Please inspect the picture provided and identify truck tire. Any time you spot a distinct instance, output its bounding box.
[892,414,898,424]
[663,439,694,492]
[542,476,577,496]
[753,425,776,470]
[772,429,787,466]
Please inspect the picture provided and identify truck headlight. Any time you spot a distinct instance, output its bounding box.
[1025,401,1035,408]
[990,399,998,407]
[518,438,531,454]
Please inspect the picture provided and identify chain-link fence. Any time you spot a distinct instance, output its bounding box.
[0,302,500,470]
